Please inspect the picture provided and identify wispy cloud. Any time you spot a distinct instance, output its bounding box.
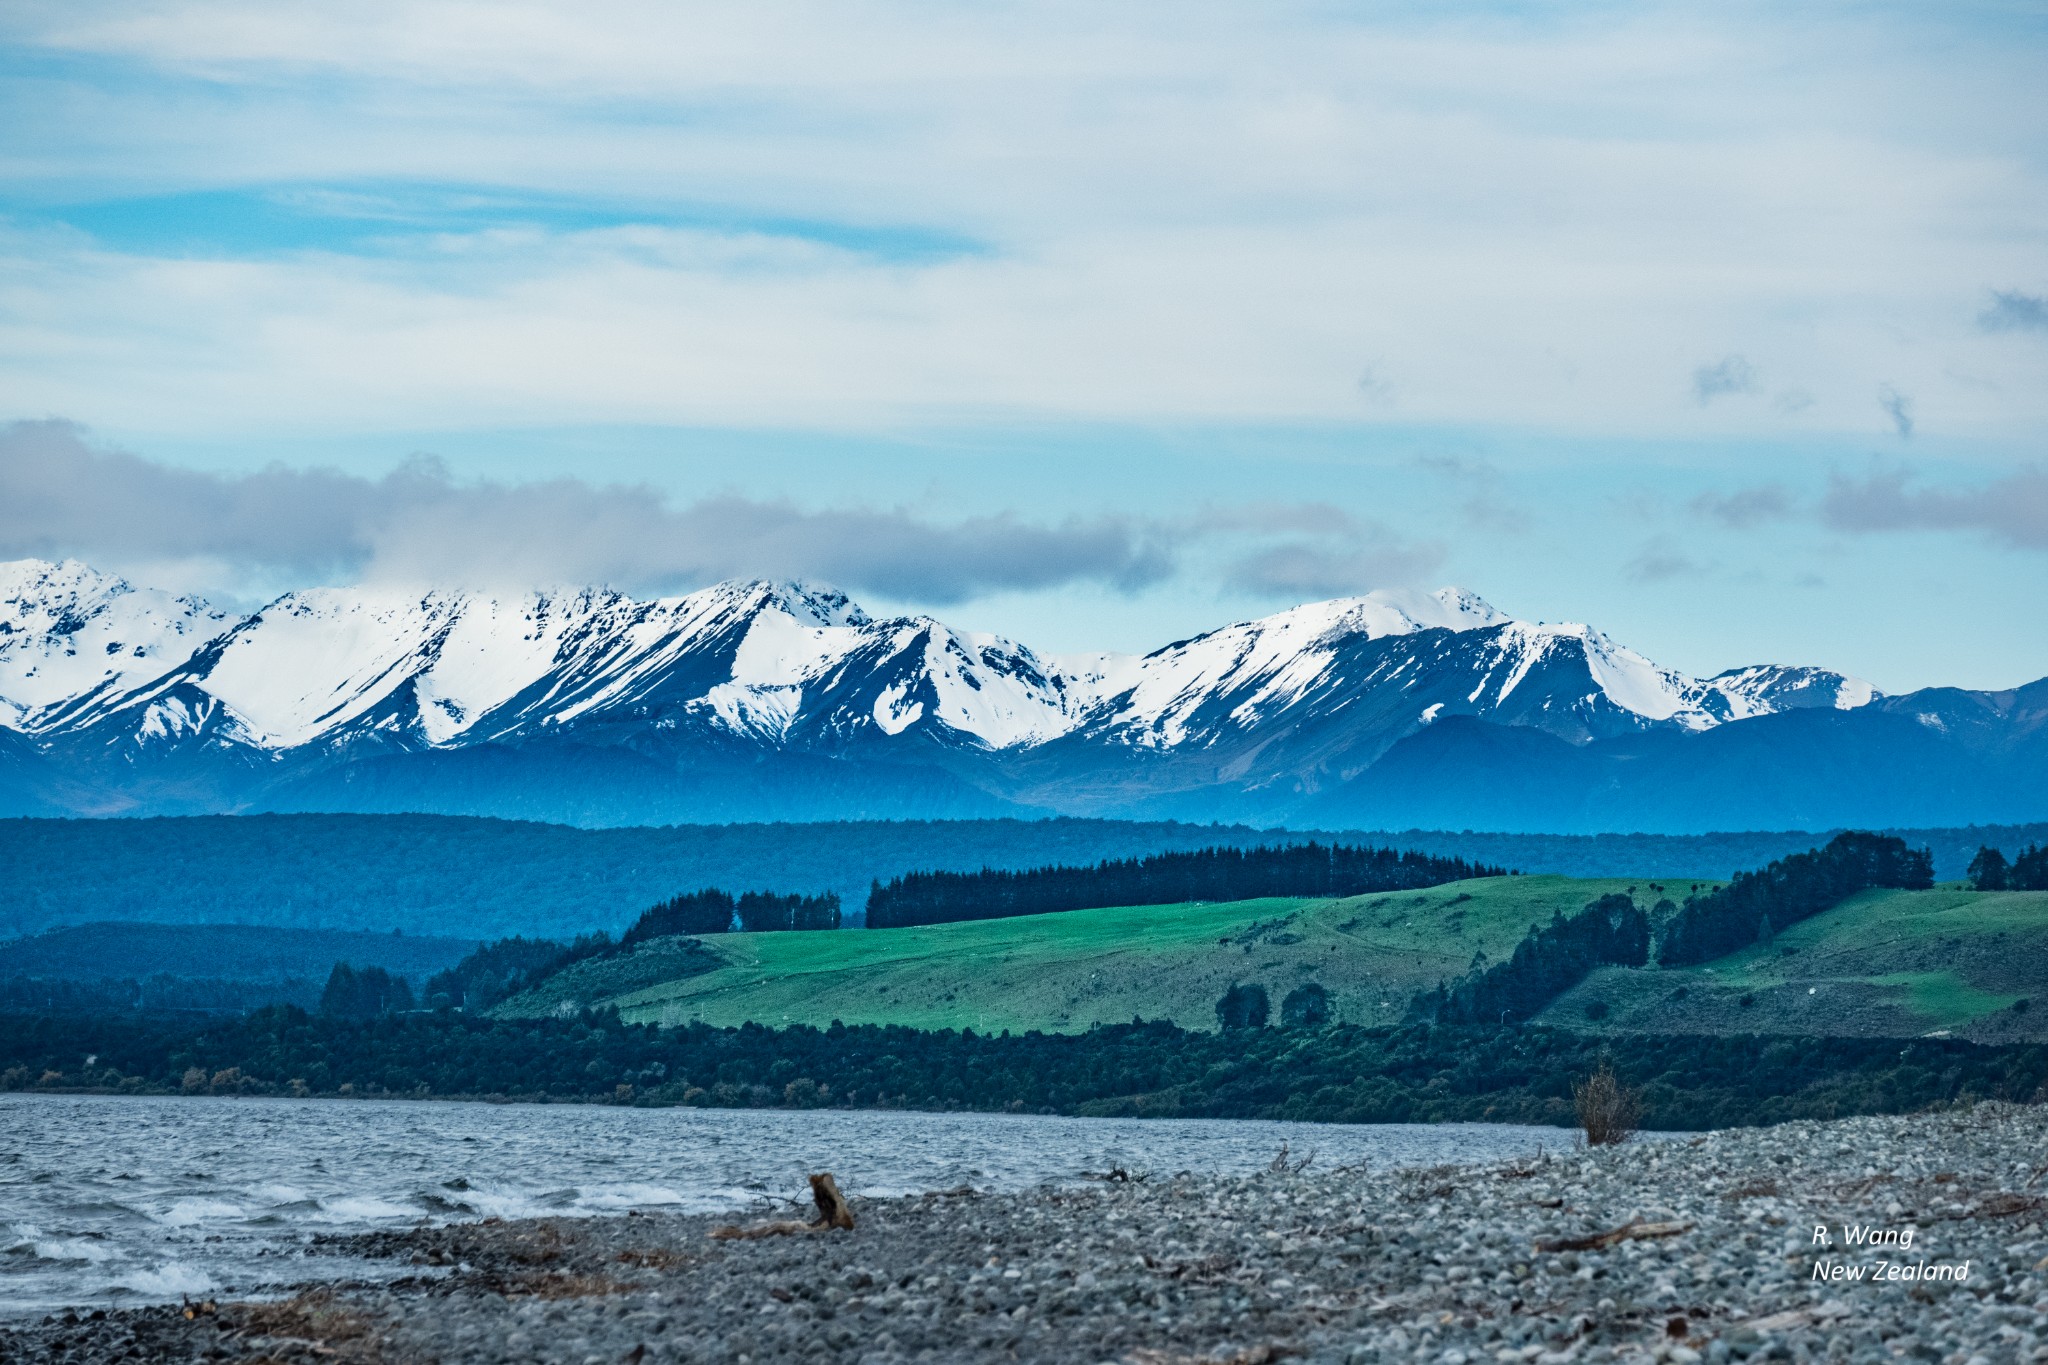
[1624,536,1703,583]
[1821,465,2048,552]
[0,421,1169,603]
[1190,499,1446,598]
[1978,289,2048,333]
[1878,384,1915,437]
[1224,535,1446,600]
[1413,453,1530,533]
[1690,484,1794,529]
[1692,355,1757,404]
[0,4,2041,436]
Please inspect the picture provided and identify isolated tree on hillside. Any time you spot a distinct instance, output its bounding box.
[1280,982,1331,1029]
[1967,846,2009,891]
[1216,982,1270,1029]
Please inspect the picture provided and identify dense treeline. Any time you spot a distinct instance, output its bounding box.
[2,1008,2041,1132]
[867,843,1507,928]
[1970,844,2048,892]
[620,889,843,939]
[1657,832,1934,967]
[1414,893,1650,1025]
[623,890,736,940]
[0,974,319,1016]
[739,891,842,933]
[0,922,473,985]
[319,964,415,1019]
[6,814,2037,940]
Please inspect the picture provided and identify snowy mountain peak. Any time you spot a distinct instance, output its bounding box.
[0,562,1886,782]
[0,558,232,731]
[713,579,872,630]
[1243,585,1504,647]
[1706,665,1881,720]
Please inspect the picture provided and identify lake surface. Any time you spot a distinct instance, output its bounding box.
[1,1095,1578,1315]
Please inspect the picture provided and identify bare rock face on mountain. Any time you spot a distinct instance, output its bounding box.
[3,556,2037,831]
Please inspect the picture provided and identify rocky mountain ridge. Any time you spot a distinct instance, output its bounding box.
[6,556,2038,832]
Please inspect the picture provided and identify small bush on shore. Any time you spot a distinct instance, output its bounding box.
[1573,1061,1643,1146]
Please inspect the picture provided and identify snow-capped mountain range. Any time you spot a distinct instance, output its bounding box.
[2,556,2039,832]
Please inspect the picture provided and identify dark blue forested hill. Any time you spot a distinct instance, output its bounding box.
[1301,681,2048,834]
[4,813,2044,942]
[0,922,475,983]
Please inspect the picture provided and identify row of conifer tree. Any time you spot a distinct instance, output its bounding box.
[1411,831,1938,1026]
[1968,844,2048,892]
[864,841,1507,929]
[623,889,842,939]
[1655,832,1932,966]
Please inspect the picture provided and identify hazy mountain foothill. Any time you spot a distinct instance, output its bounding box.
[10,810,2045,942]
[5,557,2044,833]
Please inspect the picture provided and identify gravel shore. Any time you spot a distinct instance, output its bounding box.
[9,1105,2047,1364]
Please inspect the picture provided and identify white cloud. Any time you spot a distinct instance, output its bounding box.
[1822,465,2048,552]
[0,420,1171,601]
[6,420,1455,603]
[0,3,2043,438]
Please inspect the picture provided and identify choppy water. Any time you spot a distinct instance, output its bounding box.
[1,1095,1577,1315]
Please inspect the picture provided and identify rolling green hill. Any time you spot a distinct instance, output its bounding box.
[495,874,1661,1032]
[1541,886,2048,1043]
[494,876,2048,1043]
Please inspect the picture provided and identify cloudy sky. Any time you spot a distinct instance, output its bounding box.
[1,0,2044,691]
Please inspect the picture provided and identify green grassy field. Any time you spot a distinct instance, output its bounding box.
[497,874,1655,1033]
[1539,887,2048,1041]
[495,876,2048,1041]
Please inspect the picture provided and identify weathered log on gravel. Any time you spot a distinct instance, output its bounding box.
[709,1172,856,1241]
[1534,1216,1692,1252]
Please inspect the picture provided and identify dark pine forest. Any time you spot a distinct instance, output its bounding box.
[866,842,1506,928]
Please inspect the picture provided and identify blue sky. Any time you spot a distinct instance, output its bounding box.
[0,1,2044,691]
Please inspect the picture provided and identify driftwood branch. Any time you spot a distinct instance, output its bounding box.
[710,1173,856,1241]
[1534,1217,1692,1253]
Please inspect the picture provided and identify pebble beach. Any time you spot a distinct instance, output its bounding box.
[9,1104,2047,1365]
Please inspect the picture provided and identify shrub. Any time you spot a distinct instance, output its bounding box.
[1216,983,1270,1030]
[1573,1061,1642,1146]
[1280,982,1331,1029]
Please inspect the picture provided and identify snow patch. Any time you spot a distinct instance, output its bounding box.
[0,565,1888,765]
[0,558,232,731]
